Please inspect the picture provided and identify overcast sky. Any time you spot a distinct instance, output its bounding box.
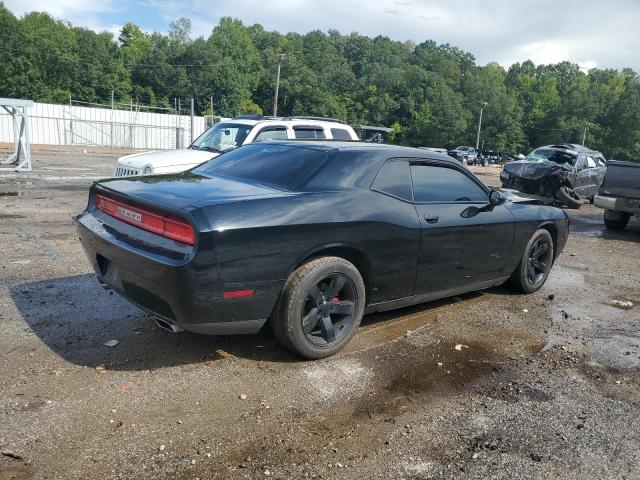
[5,0,639,71]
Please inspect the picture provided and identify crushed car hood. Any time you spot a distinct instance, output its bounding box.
[503,160,570,180]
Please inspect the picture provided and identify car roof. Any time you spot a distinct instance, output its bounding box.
[537,143,604,157]
[218,118,356,130]
[258,140,459,163]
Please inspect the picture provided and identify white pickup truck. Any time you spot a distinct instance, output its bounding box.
[113,116,359,177]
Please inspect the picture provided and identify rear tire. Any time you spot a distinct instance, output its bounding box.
[603,209,630,230]
[271,257,365,359]
[509,229,554,294]
[556,186,582,209]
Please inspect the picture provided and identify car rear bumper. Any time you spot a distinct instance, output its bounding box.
[76,211,269,335]
[595,195,640,214]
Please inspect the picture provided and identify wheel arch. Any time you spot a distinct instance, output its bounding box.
[291,243,372,300]
[537,221,558,260]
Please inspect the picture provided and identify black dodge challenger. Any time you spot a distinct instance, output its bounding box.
[76,141,569,359]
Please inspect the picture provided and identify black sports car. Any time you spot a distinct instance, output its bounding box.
[76,141,569,359]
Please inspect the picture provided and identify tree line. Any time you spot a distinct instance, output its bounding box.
[1,3,638,159]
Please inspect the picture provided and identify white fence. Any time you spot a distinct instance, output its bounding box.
[0,100,207,151]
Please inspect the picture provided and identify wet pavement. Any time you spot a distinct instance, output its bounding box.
[1,153,639,479]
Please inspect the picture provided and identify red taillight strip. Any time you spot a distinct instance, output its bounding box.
[223,289,255,300]
[95,193,195,245]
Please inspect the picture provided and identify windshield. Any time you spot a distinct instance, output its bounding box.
[192,144,328,190]
[191,123,253,153]
[456,146,471,151]
[525,148,576,169]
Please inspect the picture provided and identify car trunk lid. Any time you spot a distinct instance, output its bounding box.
[96,172,291,212]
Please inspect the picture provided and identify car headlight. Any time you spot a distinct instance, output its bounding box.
[142,165,154,175]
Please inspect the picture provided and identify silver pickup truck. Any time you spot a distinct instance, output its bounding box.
[595,160,640,230]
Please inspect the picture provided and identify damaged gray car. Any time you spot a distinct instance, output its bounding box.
[500,144,606,209]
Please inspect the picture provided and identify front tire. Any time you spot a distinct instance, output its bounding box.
[509,229,554,293]
[556,186,582,209]
[271,257,365,359]
[604,209,630,230]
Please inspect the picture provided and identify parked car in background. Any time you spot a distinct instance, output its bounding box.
[448,146,478,164]
[595,159,640,230]
[475,150,525,166]
[501,153,526,163]
[112,115,359,177]
[77,141,568,359]
[500,144,606,209]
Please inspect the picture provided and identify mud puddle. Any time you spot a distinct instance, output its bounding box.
[346,293,483,353]
[350,341,499,419]
[210,341,506,479]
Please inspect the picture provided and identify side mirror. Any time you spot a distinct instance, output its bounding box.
[489,190,504,206]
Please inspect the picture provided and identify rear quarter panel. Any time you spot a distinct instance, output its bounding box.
[200,190,421,315]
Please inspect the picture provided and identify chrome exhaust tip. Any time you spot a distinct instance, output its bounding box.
[153,316,184,333]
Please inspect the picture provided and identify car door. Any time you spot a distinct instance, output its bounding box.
[572,154,592,196]
[585,155,604,197]
[410,161,516,294]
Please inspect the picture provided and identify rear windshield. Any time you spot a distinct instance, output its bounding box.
[526,148,576,168]
[192,144,328,190]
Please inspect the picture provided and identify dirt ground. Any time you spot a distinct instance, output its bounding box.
[1,151,639,480]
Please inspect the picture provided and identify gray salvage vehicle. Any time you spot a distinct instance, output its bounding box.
[500,144,606,209]
[595,160,640,230]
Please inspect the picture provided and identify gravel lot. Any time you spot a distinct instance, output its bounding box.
[1,151,639,479]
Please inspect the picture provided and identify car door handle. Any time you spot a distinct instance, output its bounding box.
[423,213,439,224]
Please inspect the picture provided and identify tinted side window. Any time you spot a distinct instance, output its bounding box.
[193,144,327,190]
[294,127,326,139]
[410,164,486,203]
[372,161,412,201]
[254,127,288,141]
[330,128,352,140]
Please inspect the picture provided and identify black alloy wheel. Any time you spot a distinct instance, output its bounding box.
[526,236,552,287]
[271,256,366,359]
[509,228,555,293]
[301,274,357,346]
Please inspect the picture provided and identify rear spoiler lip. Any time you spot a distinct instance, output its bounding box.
[89,183,205,248]
[91,183,194,219]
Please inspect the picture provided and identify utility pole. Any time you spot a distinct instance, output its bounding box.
[475,101,487,150]
[190,98,195,144]
[582,123,587,146]
[272,53,287,117]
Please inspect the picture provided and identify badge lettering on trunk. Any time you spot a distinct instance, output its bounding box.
[117,206,142,222]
